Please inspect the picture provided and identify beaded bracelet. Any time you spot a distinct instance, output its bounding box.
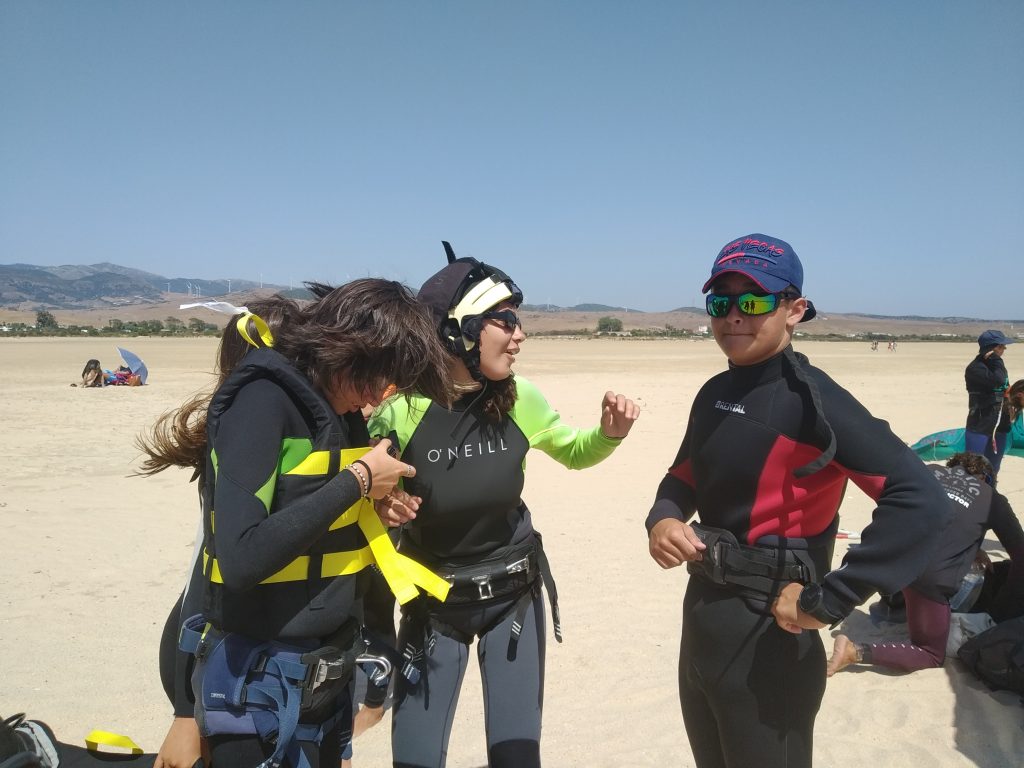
[352,459,373,495]
[345,463,369,497]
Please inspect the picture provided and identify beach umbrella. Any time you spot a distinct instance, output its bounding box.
[116,346,148,384]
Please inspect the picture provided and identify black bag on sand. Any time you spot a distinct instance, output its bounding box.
[1,714,158,768]
[957,616,1024,697]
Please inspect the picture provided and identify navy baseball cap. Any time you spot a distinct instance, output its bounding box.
[978,329,1015,349]
[702,233,816,321]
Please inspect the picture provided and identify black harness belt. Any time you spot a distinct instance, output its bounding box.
[402,531,561,676]
[687,523,829,608]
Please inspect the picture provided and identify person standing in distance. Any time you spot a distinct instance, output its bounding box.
[965,329,1015,479]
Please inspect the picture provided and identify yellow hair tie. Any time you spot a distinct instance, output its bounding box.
[236,312,275,348]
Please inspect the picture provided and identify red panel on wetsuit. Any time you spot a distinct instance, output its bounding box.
[747,435,846,544]
[670,458,695,487]
[843,468,886,501]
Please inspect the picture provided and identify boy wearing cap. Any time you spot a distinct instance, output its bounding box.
[965,329,1015,477]
[645,233,949,768]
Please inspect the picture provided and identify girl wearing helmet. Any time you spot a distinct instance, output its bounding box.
[369,243,639,768]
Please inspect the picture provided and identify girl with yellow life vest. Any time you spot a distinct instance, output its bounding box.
[143,295,301,768]
[141,280,456,768]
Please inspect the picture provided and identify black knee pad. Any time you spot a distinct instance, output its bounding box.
[488,738,540,768]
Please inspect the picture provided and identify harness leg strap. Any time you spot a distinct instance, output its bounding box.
[506,581,540,662]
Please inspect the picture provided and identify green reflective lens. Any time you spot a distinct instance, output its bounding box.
[706,295,732,318]
[705,292,783,318]
[738,293,779,315]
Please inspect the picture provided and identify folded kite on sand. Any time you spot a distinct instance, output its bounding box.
[911,420,1024,461]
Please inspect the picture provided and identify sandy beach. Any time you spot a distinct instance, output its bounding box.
[2,337,1022,767]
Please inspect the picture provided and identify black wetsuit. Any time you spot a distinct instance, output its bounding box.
[965,352,1011,474]
[192,348,374,768]
[864,464,1024,671]
[646,347,949,768]
[369,377,622,768]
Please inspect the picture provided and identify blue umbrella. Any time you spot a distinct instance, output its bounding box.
[116,346,149,385]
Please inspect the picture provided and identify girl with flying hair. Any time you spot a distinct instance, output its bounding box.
[140,280,455,768]
[140,295,299,768]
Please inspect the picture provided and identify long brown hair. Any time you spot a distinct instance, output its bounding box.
[460,372,517,422]
[1007,379,1024,424]
[139,281,455,479]
[136,296,301,478]
[278,279,455,404]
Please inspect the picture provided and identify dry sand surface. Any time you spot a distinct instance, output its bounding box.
[2,337,1022,767]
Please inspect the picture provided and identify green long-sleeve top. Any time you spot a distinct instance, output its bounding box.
[368,376,621,563]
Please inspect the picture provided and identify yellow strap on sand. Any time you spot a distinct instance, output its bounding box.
[236,311,275,348]
[84,730,143,754]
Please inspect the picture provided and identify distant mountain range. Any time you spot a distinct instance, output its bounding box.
[521,302,649,313]
[0,264,661,314]
[1,263,1020,327]
[0,262,295,310]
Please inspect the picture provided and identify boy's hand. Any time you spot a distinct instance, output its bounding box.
[649,519,706,568]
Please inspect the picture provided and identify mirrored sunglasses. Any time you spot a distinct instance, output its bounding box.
[705,291,796,319]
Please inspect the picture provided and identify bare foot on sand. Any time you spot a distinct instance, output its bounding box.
[827,634,860,677]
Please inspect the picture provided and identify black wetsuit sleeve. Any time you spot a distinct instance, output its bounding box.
[988,492,1024,620]
[816,376,952,621]
[646,411,698,533]
[966,356,1008,392]
[212,380,364,590]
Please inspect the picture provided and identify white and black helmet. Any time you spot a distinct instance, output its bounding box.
[418,241,523,379]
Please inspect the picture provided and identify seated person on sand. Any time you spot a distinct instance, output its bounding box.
[80,359,104,387]
[828,452,1024,676]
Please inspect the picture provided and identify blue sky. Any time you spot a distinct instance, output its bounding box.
[2,2,1021,318]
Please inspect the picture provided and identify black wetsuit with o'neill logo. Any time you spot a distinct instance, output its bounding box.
[370,377,623,768]
[646,347,948,768]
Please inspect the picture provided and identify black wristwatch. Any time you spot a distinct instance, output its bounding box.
[797,583,835,625]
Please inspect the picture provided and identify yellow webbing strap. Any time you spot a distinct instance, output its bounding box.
[236,311,275,348]
[356,498,450,604]
[343,446,449,604]
[205,447,449,603]
[84,730,144,754]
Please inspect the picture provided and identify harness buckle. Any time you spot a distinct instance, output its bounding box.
[309,657,347,692]
[506,556,530,575]
[471,574,494,599]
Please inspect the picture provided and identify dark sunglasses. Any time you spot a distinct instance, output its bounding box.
[482,308,522,331]
[705,291,798,319]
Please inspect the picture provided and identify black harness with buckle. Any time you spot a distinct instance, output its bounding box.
[401,531,562,678]
[687,522,833,611]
